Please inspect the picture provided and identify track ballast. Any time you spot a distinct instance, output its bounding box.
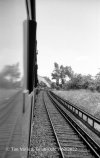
[29,90,100,158]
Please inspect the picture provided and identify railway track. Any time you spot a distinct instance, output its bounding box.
[29,90,61,157]
[49,91,100,137]
[42,90,100,158]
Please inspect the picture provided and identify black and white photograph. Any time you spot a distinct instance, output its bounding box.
[0,0,100,157]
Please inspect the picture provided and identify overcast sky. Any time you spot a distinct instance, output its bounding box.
[0,0,100,79]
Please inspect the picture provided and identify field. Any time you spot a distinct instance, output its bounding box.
[0,88,19,101]
[54,89,100,119]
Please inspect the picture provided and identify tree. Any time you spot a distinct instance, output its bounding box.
[51,82,57,89]
[51,62,60,86]
[51,62,97,91]
[95,72,100,92]
[64,66,74,79]
[51,62,74,88]
[60,65,66,86]
[82,75,93,89]
[60,65,74,86]
[65,73,96,90]
[69,74,83,89]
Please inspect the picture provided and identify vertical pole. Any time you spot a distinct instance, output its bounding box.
[23,0,37,93]
[34,40,38,87]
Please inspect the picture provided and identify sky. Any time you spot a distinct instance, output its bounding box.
[0,0,100,79]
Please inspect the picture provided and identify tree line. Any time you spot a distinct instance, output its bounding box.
[2,61,100,92]
[51,62,100,92]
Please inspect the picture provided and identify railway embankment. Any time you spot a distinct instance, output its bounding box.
[54,89,100,119]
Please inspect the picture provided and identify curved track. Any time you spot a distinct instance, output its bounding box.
[42,90,100,158]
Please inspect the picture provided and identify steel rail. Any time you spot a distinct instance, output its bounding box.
[43,93,64,158]
[49,91,100,137]
[48,91,100,158]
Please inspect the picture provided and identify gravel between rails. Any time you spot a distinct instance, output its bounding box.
[29,91,59,158]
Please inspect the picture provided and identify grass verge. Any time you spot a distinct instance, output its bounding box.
[54,89,100,119]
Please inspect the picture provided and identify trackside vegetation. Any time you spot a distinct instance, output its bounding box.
[54,89,100,119]
[51,62,100,92]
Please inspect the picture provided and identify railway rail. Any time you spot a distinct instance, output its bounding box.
[29,90,60,157]
[49,91,100,137]
[40,90,100,158]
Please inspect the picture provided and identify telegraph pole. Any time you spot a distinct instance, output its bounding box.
[23,0,38,93]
